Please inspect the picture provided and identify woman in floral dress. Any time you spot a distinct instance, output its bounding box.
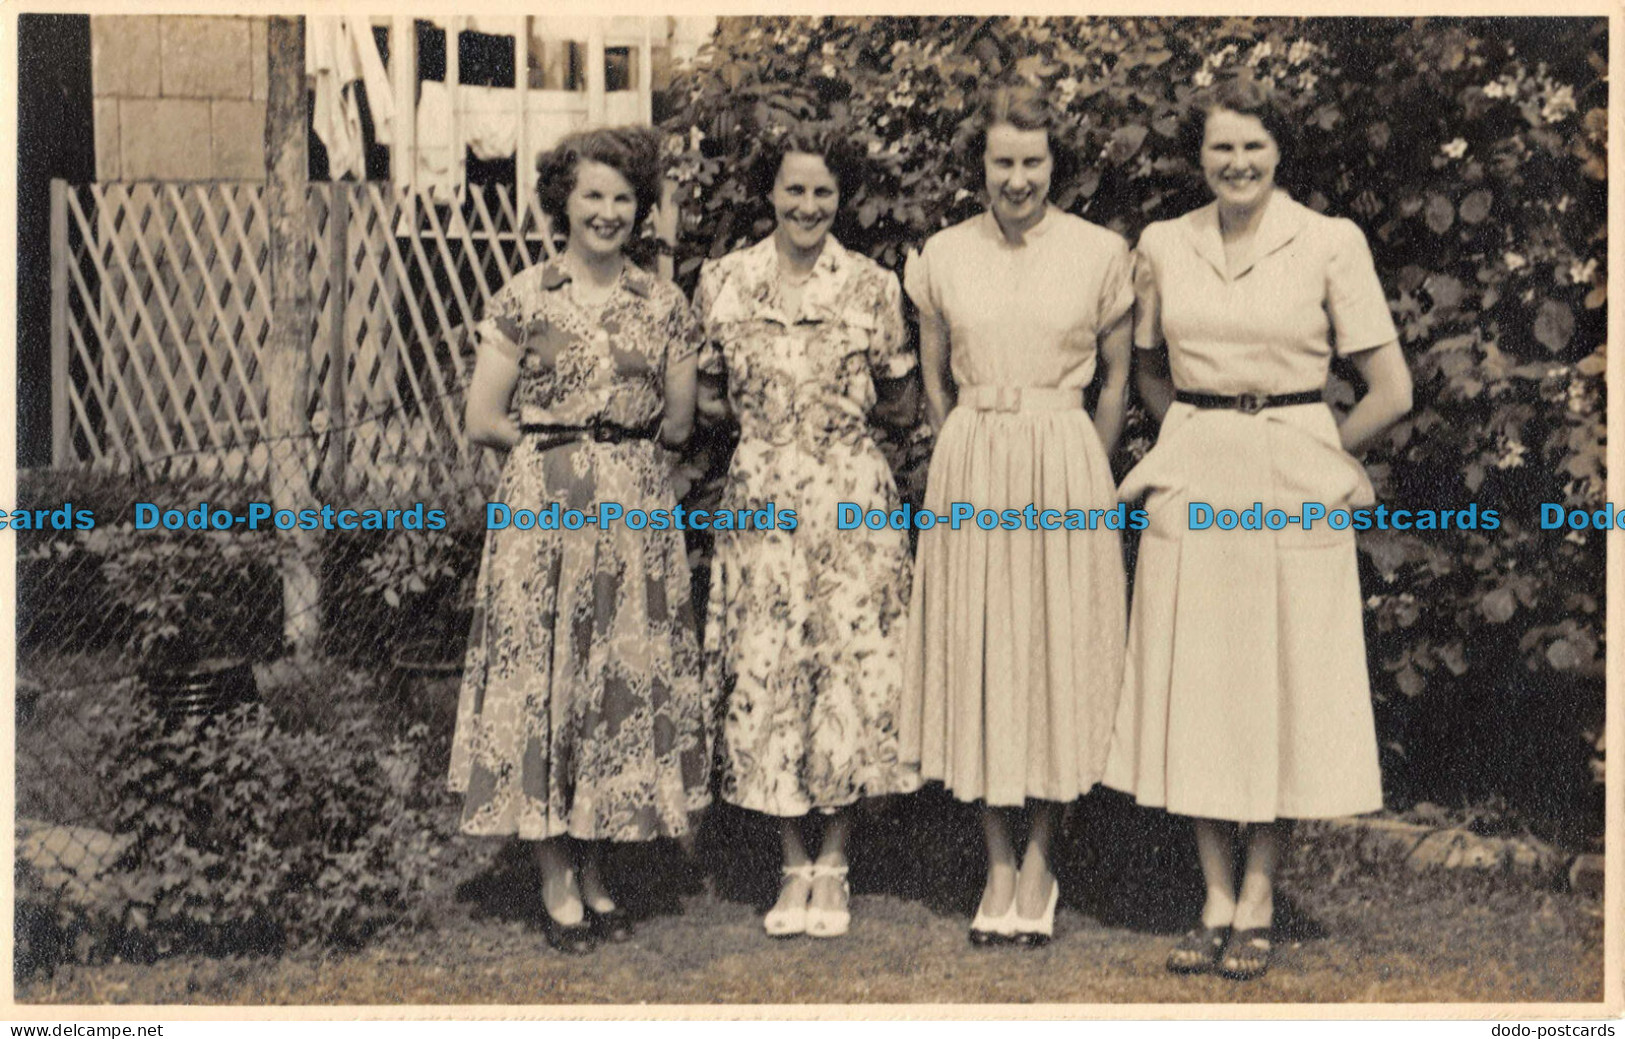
[448,127,712,955]
[696,127,920,939]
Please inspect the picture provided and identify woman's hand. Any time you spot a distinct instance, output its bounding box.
[918,311,955,432]
[661,349,699,448]
[696,369,732,428]
[1134,345,1175,425]
[1092,314,1132,454]
[1339,340,1413,454]
[465,350,522,450]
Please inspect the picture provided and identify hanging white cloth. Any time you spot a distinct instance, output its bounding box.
[306,17,364,179]
[415,80,458,201]
[461,85,518,161]
[306,17,396,179]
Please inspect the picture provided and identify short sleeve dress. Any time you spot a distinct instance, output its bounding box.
[899,208,1134,807]
[1103,191,1398,822]
[447,259,714,842]
[696,236,921,816]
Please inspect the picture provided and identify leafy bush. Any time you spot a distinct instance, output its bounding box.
[95,697,441,957]
[660,17,1606,831]
[17,469,280,662]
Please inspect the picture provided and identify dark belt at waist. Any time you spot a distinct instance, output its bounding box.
[519,418,661,444]
[1174,389,1323,415]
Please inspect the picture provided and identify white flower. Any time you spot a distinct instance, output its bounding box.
[1365,595,1384,609]
[1570,258,1598,285]
[1495,439,1527,470]
[1056,76,1079,105]
[1504,251,1528,271]
[867,139,884,155]
[689,126,706,150]
[1192,67,1214,88]
[1441,138,1469,159]
[1246,41,1273,67]
[954,188,972,202]
[1298,71,1319,92]
[1565,530,1587,545]
[1483,80,1508,100]
[1288,39,1315,65]
[1542,83,1577,123]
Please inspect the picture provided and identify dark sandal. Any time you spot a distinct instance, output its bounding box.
[587,905,635,943]
[538,907,596,956]
[1166,925,1231,974]
[1218,928,1273,980]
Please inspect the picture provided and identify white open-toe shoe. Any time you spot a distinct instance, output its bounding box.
[763,863,816,938]
[805,863,850,939]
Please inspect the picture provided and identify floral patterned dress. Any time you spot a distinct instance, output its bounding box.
[447,259,713,842]
[696,236,922,816]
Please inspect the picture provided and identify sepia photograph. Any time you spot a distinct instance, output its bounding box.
[7,4,1615,1016]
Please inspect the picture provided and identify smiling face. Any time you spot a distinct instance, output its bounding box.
[983,122,1053,233]
[564,159,638,260]
[1200,108,1280,212]
[771,152,840,258]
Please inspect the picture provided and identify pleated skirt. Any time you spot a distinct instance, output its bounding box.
[1102,403,1384,822]
[900,404,1127,806]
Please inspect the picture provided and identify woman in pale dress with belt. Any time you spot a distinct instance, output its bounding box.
[901,85,1133,946]
[1104,77,1413,980]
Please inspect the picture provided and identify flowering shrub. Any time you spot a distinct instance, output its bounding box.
[662,17,1606,831]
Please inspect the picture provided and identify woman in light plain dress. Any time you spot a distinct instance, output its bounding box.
[901,84,1133,947]
[1104,77,1413,980]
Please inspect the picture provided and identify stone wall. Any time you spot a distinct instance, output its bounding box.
[91,15,268,181]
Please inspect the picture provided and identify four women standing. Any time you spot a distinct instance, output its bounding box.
[451,75,1409,975]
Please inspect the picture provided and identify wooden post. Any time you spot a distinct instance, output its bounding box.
[265,16,321,654]
[515,17,530,232]
[391,16,417,227]
[448,17,463,197]
[586,22,606,126]
[50,179,70,467]
[327,185,349,494]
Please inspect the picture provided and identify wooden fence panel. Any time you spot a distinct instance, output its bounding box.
[49,180,534,500]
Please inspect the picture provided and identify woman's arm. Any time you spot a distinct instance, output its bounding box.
[918,312,955,430]
[464,351,522,450]
[1092,315,1132,454]
[1134,346,1175,425]
[661,350,699,448]
[1339,340,1413,453]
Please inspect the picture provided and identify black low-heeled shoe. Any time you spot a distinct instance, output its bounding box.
[539,908,596,956]
[587,905,635,943]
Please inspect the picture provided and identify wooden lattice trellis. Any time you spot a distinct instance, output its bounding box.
[49,179,562,498]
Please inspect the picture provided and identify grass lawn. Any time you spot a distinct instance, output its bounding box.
[19,802,1605,1007]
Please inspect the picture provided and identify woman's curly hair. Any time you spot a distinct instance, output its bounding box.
[956,82,1080,198]
[536,125,664,235]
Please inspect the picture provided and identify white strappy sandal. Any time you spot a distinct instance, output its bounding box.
[805,862,851,938]
[764,863,816,938]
